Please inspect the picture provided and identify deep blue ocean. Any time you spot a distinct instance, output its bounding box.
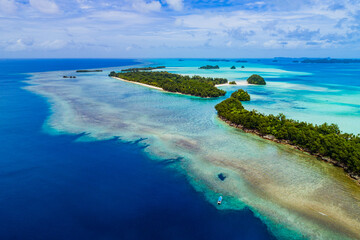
[0,59,273,240]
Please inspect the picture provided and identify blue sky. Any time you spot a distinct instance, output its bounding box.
[1,0,360,58]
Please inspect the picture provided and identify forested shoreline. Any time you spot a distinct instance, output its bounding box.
[109,71,227,98]
[215,96,360,181]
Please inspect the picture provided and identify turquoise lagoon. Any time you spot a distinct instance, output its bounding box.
[26,59,360,239]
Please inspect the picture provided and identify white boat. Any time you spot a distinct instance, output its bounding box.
[217,196,222,205]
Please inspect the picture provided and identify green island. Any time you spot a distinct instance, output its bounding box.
[229,81,236,85]
[247,74,266,85]
[301,58,360,63]
[215,96,360,178]
[109,71,227,98]
[199,65,220,69]
[230,66,236,69]
[231,89,250,101]
[76,69,103,72]
[121,66,165,72]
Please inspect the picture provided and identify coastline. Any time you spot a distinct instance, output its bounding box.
[112,76,164,91]
[218,115,360,184]
[112,76,219,98]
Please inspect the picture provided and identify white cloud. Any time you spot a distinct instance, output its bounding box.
[5,38,34,51]
[0,0,17,14]
[39,39,67,49]
[132,0,161,12]
[1,0,360,57]
[29,0,60,14]
[76,0,92,10]
[164,0,183,11]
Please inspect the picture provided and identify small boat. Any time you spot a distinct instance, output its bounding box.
[217,196,222,205]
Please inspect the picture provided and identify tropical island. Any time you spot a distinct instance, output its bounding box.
[231,66,236,69]
[76,69,103,72]
[229,81,236,85]
[121,66,165,72]
[208,59,230,62]
[109,71,227,98]
[247,74,266,85]
[301,58,360,63]
[199,65,220,69]
[231,89,250,101]
[215,96,360,180]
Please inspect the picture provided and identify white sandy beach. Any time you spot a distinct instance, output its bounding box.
[112,76,164,91]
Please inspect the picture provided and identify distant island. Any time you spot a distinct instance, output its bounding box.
[215,96,360,181]
[231,89,250,101]
[301,58,360,63]
[109,71,227,98]
[121,66,165,72]
[199,65,220,69]
[247,74,266,85]
[230,66,236,69]
[236,60,248,63]
[76,70,103,72]
[229,81,236,85]
[63,76,76,78]
[241,66,245,68]
[208,59,230,62]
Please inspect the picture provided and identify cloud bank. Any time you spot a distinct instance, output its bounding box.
[0,0,360,57]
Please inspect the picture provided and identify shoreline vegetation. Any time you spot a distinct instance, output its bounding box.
[121,66,166,72]
[199,65,220,69]
[76,69,103,72]
[215,96,360,183]
[109,71,227,98]
[247,74,266,85]
[231,89,250,101]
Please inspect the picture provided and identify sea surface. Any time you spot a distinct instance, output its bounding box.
[0,59,272,240]
[1,58,360,239]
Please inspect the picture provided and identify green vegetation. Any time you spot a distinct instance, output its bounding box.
[121,66,165,72]
[231,66,236,69]
[109,71,227,98]
[229,81,236,85]
[247,74,266,85]
[76,70,102,72]
[199,65,220,69]
[215,97,360,175]
[231,89,250,101]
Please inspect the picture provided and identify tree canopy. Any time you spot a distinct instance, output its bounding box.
[199,65,220,69]
[215,96,360,175]
[110,71,227,98]
[247,74,266,85]
[231,89,250,101]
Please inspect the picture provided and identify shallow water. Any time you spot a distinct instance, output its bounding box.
[25,59,360,239]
